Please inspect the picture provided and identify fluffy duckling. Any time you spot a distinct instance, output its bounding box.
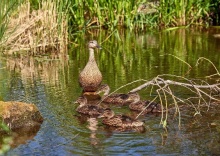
[129,100,163,114]
[99,109,144,128]
[96,84,140,106]
[75,96,110,117]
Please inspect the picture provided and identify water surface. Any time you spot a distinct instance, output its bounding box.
[2,27,220,155]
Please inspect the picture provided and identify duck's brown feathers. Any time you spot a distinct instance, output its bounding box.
[101,113,144,128]
[79,40,102,92]
[79,60,102,92]
[75,96,109,118]
[102,93,137,105]
[129,100,163,113]
[98,109,145,132]
[76,104,106,117]
[97,84,140,105]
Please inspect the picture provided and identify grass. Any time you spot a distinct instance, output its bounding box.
[158,0,212,27]
[0,0,21,49]
[0,0,69,55]
[0,123,12,155]
[69,0,219,32]
[0,0,219,54]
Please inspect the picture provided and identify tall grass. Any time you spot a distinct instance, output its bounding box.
[159,0,213,27]
[69,0,137,31]
[0,0,22,46]
[0,0,69,55]
[0,0,219,55]
[0,123,12,155]
[69,0,219,31]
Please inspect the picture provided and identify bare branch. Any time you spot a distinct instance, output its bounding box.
[130,77,220,93]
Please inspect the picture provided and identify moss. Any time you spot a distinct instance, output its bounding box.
[0,101,43,130]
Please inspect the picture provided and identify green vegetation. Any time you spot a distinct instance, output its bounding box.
[69,0,219,31]
[159,0,213,27]
[0,123,12,155]
[0,0,219,54]
[0,0,22,48]
[0,0,69,55]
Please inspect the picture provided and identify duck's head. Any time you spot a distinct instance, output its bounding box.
[74,96,87,107]
[96,84,110,96]
[127,92,140,103]
[98,108,115,119]
[137,4,147,13]
[88,40,102,49]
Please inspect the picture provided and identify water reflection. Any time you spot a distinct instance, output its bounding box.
[0,124,41,151]
[87,118,99,146]
[3,27,220,155]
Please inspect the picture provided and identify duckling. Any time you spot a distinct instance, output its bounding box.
[79,40,102,92]
[96,84,140,106]
[129,100,163,114]
[99,109,144,128]
[75,96,110,117]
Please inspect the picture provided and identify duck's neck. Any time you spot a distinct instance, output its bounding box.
[88,48,95,62]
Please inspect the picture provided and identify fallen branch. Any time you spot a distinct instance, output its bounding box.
[130,78,220,93]
[127,74,220,128]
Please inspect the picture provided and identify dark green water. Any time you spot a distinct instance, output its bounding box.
[2,27,220,155]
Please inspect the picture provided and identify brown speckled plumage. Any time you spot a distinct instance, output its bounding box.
[79,40,102,92]
[75,96,112,118]
[99,109,144,128]
[96,84,140,105]
[129,100,163,113]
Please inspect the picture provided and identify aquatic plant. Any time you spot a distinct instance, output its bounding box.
[158,0,213,27]
[68,0,219,31]
[0,123,12,155]
[0,0,69,55]
[0,0,21,50]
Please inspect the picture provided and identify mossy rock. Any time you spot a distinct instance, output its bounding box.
[0,101,43,130]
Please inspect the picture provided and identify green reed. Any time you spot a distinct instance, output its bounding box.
[159,0,214,27]
[0,0,70,54]
[0,122,12,155]
[69,0,218,31]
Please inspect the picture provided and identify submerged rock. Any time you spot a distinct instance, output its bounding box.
[0,101,43,130]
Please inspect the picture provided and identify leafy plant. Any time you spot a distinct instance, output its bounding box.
[0,122,12,155]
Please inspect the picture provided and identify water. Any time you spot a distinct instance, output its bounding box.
[1,27,220,155]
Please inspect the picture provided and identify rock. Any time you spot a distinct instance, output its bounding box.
[0,101,43,130]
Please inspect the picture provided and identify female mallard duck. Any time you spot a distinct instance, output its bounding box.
[75,96,111,117]
[137,2,159,14]
[96,84,140,106]
[129,100,163,114]
[98,109,144,128]
[79,40,102,92]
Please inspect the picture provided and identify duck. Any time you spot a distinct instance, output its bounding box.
[75,96,111,117]
[137,2,159,14]
[96,84,140,106]
[98,109,144,128]
[79,40,102,92]
[129,100,163,114]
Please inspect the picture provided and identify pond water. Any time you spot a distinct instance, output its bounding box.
[2,27,220,155]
